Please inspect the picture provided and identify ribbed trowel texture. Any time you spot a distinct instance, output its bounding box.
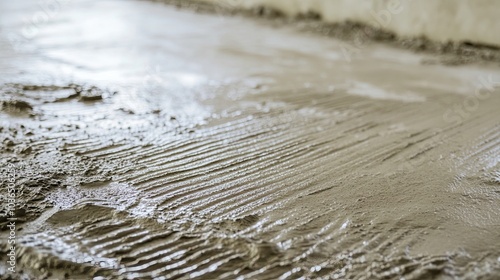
[0,0,499,279]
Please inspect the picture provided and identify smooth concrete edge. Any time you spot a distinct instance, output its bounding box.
[201,0,500,47]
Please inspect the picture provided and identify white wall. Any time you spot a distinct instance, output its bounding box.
[203,0,500,47]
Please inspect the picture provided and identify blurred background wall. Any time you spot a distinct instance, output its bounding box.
[203,0,500,47]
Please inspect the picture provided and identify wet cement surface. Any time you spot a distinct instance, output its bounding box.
[1,0,500,279]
